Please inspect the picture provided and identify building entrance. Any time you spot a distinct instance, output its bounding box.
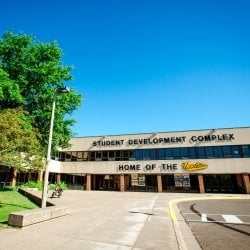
[94,175,119,191]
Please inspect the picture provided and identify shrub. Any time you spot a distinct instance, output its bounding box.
[21,181,43,190]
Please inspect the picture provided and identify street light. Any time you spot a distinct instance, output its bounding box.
[41,86,70,208]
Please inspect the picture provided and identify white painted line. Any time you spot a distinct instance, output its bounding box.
[201,213,207,222]
[222,215,243,224]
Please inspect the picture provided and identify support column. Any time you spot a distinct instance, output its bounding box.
[157,174,163,193]
[120,174,125,192]
[198,174,205,193]
[56,173,61,184]
[72,175,76,184]
[242,174,250,194]
[236,174,243,188]
[86,174,92,191]
[37,170,43,182]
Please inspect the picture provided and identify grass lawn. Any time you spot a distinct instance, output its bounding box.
[0,188,38,228]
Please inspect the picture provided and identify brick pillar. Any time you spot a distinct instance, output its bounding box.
[10,168,17,187]
[198,174,205,193]
[37,170,43,182]
[56,174,61,184]
[86,174,91,191]
[242,174,250,194]
[120,174,125,192]
[236,174,243,188]
[157,174,163,192]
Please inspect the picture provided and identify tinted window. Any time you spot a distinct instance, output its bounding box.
[180,148,188,158]
[222,146,232,157]
[214,146,223,158]
[241,145,250,157]
[135,150,143,160]
[150,149,157,160]
[189,148,196,159]
[231,146,240,158]
[158,149,165,160]
[173,148,180,159]
[197,147,205,158]
[205,147,214,158]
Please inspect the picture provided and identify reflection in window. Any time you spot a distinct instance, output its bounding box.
[231,146,240,158]
[242,145,250,157]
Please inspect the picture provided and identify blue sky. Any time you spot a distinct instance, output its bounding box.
[1,0,250,136]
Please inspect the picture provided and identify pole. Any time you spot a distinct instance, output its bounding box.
[41,99,56,208]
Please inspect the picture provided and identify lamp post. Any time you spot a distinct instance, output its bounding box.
[41,86,70,208]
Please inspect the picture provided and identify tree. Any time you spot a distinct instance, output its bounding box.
[0,31,82,151]
[0,109,44,171]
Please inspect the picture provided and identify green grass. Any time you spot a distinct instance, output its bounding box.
[0,188,38,228]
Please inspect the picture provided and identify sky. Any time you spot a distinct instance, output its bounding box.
[1,0,250,137]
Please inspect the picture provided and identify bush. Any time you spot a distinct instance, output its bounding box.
[49,181,68,190]
[21,181,68,191]
[21,181,43,191]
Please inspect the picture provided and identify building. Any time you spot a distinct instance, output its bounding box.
[49,127,250,194]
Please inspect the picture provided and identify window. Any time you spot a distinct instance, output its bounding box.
[150,149,157,160]
[241,145,250,157]
[189,148,196,159]
[102,151,108,161]
[180,148,188,159]
[173,148,180,159]
[143,149,150,160]
[121,150,129,160]
[205,147,214,158]
[222,146,232,157]
[231,146,240,158]
[165,148,172,159]
[214,146,223,158]
[135,150,143,160]
[115,151,121,160]
[158,149,165,160]
[96,151,101,160]
[197,147,205,159]
[108,151,115,160]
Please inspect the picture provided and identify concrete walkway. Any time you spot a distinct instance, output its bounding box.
[0,190,238,250]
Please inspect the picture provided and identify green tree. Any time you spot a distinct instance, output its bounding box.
[0,31,82,150]
[0,109,44,171]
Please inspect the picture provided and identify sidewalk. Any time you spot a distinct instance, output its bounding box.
[0,191,219,250]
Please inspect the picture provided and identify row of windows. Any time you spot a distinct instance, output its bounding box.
[57,145,250,162]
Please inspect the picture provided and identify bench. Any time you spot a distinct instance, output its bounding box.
[8,206,69,227]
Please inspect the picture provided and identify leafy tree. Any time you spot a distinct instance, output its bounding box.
[0,31,82,151]
[0,109,44,171]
